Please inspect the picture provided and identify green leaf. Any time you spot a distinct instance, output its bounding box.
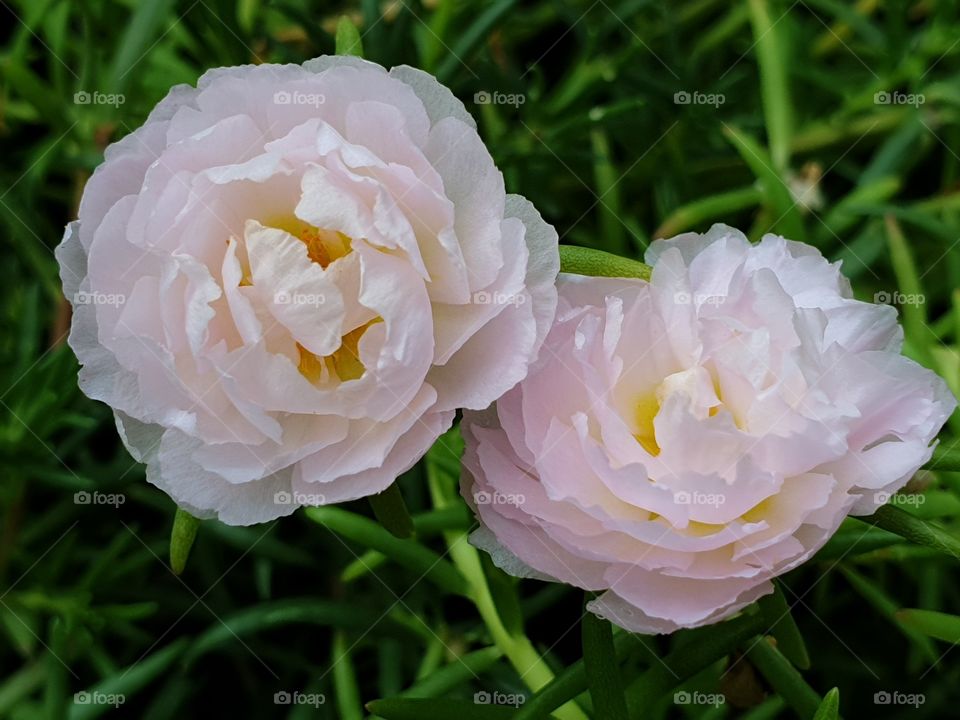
[0,663,45,716]
[813,687,840,720]
[513,632,637,720]
[435,0,517,82]
[332,631,363,720]
[343,507,472,583]
[758,582,811,670]
[106,0,177,94]
[590,129,627,255]
[558,246,651,280]
[885,215,930,362]
[69,639,188,720]
[656,186,763,238]
[400,647,502,698]
[335,16,364,57]
[927,441,960,472]
[183,599,423,665]
[722,125,805,241]
[896,608,960,644]
[306,506,469,596]
[581,608,628,720]
[744,637,824,720]
[623,611,767,714]
[813,521,904,561]
[367,698,518,720]
[169,508,200,576]
[369,482,415,539]
[861,504,960,560]
[838,566,938,663]
[747,0,792,171]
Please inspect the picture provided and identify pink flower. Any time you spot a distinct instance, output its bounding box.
[58,57,558,525]
[461,224,955,633]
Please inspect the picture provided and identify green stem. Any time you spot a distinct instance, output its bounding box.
[558,245,652,281]
[426,468,588,720]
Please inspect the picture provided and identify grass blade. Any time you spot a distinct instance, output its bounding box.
[368,482,415,539]
[896,608,960,644]
[582,609,628,720]
[757,582,810,669]
[306,507,468,596]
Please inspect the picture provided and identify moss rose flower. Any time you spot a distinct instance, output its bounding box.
[461,225,955,633]
[58,57,558,525]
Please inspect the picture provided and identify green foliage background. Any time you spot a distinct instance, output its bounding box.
[2,0,960,718]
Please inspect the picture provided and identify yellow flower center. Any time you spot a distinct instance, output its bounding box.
[297,319,380,384]
[631,368,730,455]
[268,216,352,268]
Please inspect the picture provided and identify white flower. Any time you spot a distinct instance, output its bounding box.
[461,224,955,633]
[58,57,558,525]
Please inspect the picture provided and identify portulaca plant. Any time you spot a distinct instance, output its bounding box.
[48,16,960,720]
